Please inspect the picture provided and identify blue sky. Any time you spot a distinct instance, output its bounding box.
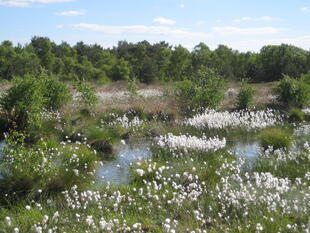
[0,0,310,51]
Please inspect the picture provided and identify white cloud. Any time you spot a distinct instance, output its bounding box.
[0,0,73,7]
[231,35,310,52]
[71,23,212,39]
[196,20,205,26]
[56,24,64,28]
[233,16,276,23]
[212,26,281,35]
[55,10,85,16]
[301,7,309,12]
[180,3,185,8]
[153,17,176,25]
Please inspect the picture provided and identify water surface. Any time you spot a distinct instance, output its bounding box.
[232,140,260,158]
[96,141,152,185]
[0,140,5,158]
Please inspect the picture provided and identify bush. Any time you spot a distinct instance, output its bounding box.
[288,108,305,122]
[41,75,72,110]
[300,73,310,85]
[259,128,292,150]
[175,68,226,112]
[236,81,256,109]
[0,75,45,131]
[273,75,310,108]
[175,79,196,109]
[0,73,71,133]
[74,81,98,106]
[127,77,139,97]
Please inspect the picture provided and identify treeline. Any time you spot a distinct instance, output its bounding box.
[0,36,310,83]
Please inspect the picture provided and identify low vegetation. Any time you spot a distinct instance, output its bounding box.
[0,39,310,232]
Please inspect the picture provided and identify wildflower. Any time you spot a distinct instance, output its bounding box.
[136,169,145,177]
[5,216,11,226]
[256,223,263,232]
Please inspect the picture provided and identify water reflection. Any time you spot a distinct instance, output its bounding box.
[96,141,151,185]
[0,140,5,157]
[232,141,260,158]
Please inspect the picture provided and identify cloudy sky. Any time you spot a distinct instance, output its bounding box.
[0,0,310,51]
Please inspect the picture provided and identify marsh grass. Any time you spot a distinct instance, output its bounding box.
[259,127,293,150]
[0,137,98,202]
[288,108,305,122]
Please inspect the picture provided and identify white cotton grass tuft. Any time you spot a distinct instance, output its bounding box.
[184,109,282,131]
[302,107,310,115]
[157,133,226,155]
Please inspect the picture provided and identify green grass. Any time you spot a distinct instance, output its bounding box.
[259,127,293,150]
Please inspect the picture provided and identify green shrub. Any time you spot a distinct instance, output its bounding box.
[259,128,292,150]
[236,81,256,109]
[0,73,71,133]
[300,73,310,85]
[175,68,226,112]
[0,75,46,131]
[273,75,310,108]
[96,76,111,86]
[128,77,139,97]
[74,81,98,106]
[175,79,196,109]
[86,126,123,144]
[41,75,72,110]
[288,108,305,122]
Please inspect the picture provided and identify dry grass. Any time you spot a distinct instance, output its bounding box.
[221,82,276,109]
[1,80,276,117]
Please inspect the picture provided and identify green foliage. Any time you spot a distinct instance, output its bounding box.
[175,68,226,112]
[252,150,310,180]
[0,73,71,133]
[259,128,292,150]
[96,76,111,86]
[300,72,310,85]
[175,79,196,109]
[110,58,131,81]
[41,74,72,110]
[273,75,310,108]
[74,81,98,106]
[0,132,98,199]
[288,108,305,122]
[0,75,45,131]
[1,38,310,83]
[169,45,191,80]
[236,81,256,109]
[259,44,309,82]
[86,126,122,144]
[127,77,139,97]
